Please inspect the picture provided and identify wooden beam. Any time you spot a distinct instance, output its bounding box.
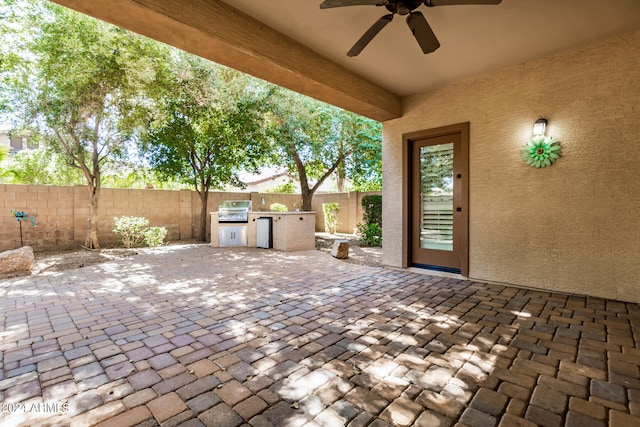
[49,0,402,121]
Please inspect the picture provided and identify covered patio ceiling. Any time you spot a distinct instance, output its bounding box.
[49,0,640,122]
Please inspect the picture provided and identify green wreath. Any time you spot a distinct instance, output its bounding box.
[522,135,561,168]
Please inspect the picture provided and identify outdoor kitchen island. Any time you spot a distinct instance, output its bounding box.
[210,211,316,251]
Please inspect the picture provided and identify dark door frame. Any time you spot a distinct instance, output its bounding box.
[402,122,469,275]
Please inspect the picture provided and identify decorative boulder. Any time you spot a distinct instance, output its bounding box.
[331,240,349,259]
[0,246,35,278]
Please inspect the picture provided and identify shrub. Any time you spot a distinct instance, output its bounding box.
[113,216,167,248]
[357,222,382,247]
[269,203,288,212]
[113,216,148,248]
[322,203,340,234]
[144,226,168,248]
[361,195,382,228]
[359,195,382,246]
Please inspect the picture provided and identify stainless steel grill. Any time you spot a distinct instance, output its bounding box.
[218,200,252,223]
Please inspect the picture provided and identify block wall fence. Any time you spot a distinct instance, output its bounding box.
[0,184,380,252]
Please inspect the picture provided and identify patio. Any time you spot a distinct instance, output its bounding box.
[1,245,639,427]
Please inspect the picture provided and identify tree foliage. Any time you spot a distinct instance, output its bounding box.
[0,147,183,189]
[0,148,84,185]
[143,54,272,240]
[0,1,383,248]
[0,0,171,248]
[0,144,9,163]
[267,88,381,211]
[262,180,296,194]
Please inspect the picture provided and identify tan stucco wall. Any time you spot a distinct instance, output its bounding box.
[383,30,640,302]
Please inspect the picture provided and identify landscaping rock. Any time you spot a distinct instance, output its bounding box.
[331,240,349,259]
[0,246,35,278]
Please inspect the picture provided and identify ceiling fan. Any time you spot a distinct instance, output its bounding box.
[320,0,502,57]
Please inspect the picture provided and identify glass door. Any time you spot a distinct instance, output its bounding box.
[418,142,454,252]
[410,129,468,274]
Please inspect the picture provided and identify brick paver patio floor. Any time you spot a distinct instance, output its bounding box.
[1,245,639,427]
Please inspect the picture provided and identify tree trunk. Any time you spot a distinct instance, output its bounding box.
[291,142,350,212]
[85,186,100,249]
[56,123,104,249]
[336,137,346,192]
[301,186,314,212]
[291,144,314,212]
[198,190,209,242]
[336,172,345,193]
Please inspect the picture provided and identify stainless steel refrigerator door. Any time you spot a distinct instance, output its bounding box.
[256,218,271,248]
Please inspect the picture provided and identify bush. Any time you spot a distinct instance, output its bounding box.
[357,222,382,247]
[359,195,382,246]
[144,226,168,248]
[113,216,167,248]
[361,195,382,228]
[113,216,148,248]
[322,203,340,234]
[269,203,288,212]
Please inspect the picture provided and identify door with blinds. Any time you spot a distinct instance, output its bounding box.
[408,123,468,275]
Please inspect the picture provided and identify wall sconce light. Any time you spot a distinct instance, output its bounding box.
[533,117,547,136]
[523,116,561,168]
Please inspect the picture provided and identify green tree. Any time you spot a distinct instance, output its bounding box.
[99,161,185,190]
[0,147,185,189]
[336,110,382,192]
[262,180,296,194]
[0,0,170,248]
[0,147,84,185]
[0,144,8,162]
[144,54,271,241]
[268,89,381,211]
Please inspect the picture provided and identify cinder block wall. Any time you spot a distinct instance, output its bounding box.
[0,185,75,251]
[0,185,379,251]
[312,192,379,234]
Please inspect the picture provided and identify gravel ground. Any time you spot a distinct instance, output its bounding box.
[314,232,383,267]
[29,234,382,276]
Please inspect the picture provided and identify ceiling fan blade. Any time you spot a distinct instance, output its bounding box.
[347,14,394,57]
[320,0,386,9]
[424,0,502,6]
[406,11,440,54]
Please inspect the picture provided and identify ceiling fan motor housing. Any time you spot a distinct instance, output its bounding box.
[386,0,424,15]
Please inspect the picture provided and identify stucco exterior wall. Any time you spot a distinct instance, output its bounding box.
[383,30,640,302]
